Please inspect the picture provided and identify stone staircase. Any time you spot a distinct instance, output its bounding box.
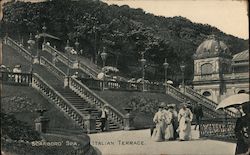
[4,37,122,132]
[165,84,237,118]
[42,44,100,79]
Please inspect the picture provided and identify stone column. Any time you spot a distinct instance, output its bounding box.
[34,109,49,133]
[84,108,97,134]
[64,76,69,88]
[123,108,135,130]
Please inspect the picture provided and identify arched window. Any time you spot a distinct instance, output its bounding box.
[238,90,246,94]
[202,91,211,97]
[201,63,213,75]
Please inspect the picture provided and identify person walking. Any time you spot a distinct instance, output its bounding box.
[152,102,166,142]
[178,102,193,141]
[100,105,109,132]
[163,105,174,140]
[193,103,203,130]
[12,65,22,83]
[168,104,179,140]
[235,103,250,155]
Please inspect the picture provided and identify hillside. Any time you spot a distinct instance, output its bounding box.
[1,0,248,83]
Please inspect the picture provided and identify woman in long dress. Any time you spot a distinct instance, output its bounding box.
[178,103,193,141]
[152,103,166,142]
[164,106,174,140]
[235,103,250,155]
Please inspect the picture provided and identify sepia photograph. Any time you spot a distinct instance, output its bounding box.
[0,0,249,155]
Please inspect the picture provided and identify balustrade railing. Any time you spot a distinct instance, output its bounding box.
[80,78,165,92]
[200,117,237,142]
[69,77,124,128]
[40,56,66,81]
[184,86,237,117]
[166,84,224,118]
[32,73,86,129]
[0,71,32,86]
[4,37,34,62]
[43,44,98,78]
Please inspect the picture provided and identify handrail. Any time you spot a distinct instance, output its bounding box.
[40,56,66,81]
[4,37,34,62]
[166,84,224,118]
[69,77,124,128]
[184,86,237,117]
[32,73,85,129]
[43,44,98,78]
[0,71,32,86]
[80,77,165,92]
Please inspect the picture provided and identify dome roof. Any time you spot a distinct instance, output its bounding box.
[233,49,249,62]
[194,35,231,59]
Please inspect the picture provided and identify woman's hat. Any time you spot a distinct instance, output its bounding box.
[159,102,166,108]
[181,102,188,107]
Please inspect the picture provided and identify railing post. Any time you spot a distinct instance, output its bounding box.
[34,109,49,133]
[84,108,97,134]
[123,108,135,130]
[64,76,70,88]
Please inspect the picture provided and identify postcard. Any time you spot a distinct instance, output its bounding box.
[1,0,249,155]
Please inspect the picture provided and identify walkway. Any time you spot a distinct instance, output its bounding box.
[88,127,236,155]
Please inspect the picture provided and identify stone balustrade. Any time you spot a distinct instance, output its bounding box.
[43,44,98,78]
[32,73,86,130]
[4,37,34,62]
[166,84,225,118]
[184,86,237,117]
[40,56,66,81]
[69,77,125,129]
[0,71,32,86]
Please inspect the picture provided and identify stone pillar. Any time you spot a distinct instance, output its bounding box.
[64,76,69,88]
[34,109,49,133]
[123,108,135,130]
[72,60,79,69]
[84,108,97,134]
[33,56,39,64]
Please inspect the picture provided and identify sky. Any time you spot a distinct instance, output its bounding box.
[103,0,249,39]
[1,0,249,39]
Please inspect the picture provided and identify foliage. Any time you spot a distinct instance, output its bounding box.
[1,112,41,141]
[1,0,248,83]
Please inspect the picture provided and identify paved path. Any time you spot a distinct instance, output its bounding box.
[88,128,236,155]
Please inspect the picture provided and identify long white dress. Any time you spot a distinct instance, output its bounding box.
[178,108,193,140]
[164,109,174,140]
[152,110,166,142]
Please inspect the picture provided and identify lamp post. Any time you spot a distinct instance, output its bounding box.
[34,31,40,64]
[100,47,108,67]
[65,40,71,77]
[140,52,146,92]
[75,38,80,66]
[180,61,186,93]
[27,33,35,73]
[42,23,47,44]
[163,58,169,84]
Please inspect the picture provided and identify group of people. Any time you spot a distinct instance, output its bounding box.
[152,102,203,142]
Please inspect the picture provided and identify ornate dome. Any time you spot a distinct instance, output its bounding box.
[194,35,231,59]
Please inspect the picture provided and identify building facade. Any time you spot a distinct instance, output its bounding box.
[193,35,249,103]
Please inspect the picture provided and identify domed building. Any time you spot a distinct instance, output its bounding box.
[193,35,249,103]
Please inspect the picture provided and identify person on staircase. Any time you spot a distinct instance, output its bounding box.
[100,105,109,132]
[193,103,203,130]
[178,102,193,141]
